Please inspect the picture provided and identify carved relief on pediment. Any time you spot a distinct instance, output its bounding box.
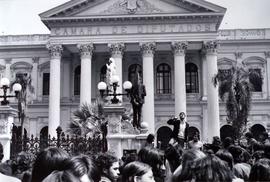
[100,0,163,15]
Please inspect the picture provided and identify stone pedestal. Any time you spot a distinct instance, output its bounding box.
[0,106,17,162]
[104,105,147,159]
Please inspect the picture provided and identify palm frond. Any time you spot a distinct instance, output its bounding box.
[69,102,106,137]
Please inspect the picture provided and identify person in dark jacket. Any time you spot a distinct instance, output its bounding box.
[167,112,189,148]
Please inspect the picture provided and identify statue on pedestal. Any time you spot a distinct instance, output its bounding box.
[106,57,117,91]
[130,72,146,129]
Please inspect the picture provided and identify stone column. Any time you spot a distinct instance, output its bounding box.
[201,51,208,100]
[108,43,125,102]
[4,58,11,80]
[140,42,156,134]
[203,41,220,142]
[265,52,270,99]
[77,44,94,106]
[172,42,187,116]
[32,57,39,100]
[46,44,63,137]
[0,106,17,162]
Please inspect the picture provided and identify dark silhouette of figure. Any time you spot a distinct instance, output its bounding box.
[101,121,108,152]
[130,72,146,129]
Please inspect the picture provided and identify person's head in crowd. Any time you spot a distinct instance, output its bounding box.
[122,161,155,182]
[145,134,155,148]
[245,131,254,141]
[164,144,181,173]
[229,146,251,181]
[42,170,81,182]
[176,149,206,181]
[215,150,234,170]
[13,151,34,173]
[242,148,252,164]
[179,112,186,121]
[138,147,166,181]
[228,145,243,164]
[192,154,234,182]
[94,152,120,182]
[249,158,270,182]
[252,150,265,163]
[262,131,269,141]
[63,155,100,182]
[31,147,69,182]
[211,136,222,153]
[223,137,233,149]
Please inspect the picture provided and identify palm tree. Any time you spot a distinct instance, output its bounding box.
[213,63,262,141]
[69,100,107,152]
[13,73,34,140]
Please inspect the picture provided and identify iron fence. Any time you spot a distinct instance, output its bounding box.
[10,127,104,159]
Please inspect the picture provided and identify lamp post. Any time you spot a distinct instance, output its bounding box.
[98,75,132,104]
[0,78,22,105]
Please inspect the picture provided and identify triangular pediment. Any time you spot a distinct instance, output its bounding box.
[40,0,226,18]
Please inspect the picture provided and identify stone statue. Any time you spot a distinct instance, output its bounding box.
[130,71,146,129]
[106,58,117,84]
[106,57,117,93]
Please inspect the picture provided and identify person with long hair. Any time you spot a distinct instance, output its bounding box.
[42,170,81,182]
[138,147,165,182]
[192,154,234,182]
[63,155,100,182]
[173,149,206,181]
[31,147,69,182]
[122,161,155,182]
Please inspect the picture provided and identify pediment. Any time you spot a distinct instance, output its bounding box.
[40,0,226,18]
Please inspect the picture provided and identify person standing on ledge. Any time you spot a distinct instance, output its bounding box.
[167,112,189,148]
[130,71,146,130]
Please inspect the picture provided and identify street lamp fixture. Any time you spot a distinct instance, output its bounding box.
[0,78,22,105]
[98,76,132,104]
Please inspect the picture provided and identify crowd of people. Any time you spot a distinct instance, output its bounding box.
[0,129,270,182]
[1,110,270,182]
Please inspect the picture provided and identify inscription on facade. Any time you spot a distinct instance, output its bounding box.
[218,29,266,40]
[51,23,216,36]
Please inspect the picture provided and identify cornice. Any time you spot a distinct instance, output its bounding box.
[41,12,224,29]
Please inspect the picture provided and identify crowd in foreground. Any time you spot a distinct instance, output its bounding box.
[0,131,270,182]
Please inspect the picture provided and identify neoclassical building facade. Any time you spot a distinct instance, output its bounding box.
[0,0,270,145]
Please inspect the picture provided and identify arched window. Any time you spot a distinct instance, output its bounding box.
[220,125,234,141]
[100,65,107,82]
[249,68,262,92]
[156,63,171,94]
[186,63,199,93]
[128,64,142,84]
[40,126,48,150]
[74,66,80,95]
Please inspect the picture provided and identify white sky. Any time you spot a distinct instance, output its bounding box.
[0,0,270,35]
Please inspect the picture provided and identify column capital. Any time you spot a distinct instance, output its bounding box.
[77,43,94,59]
[4,58,12,64]
[140,42,156,56]
[203,41,218,55]
[234,52,243,59]
[108,43,125,58]
[265,51,270,59]
[46,43,63,59]
[32,57,39,63]
[171,41,188,56]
